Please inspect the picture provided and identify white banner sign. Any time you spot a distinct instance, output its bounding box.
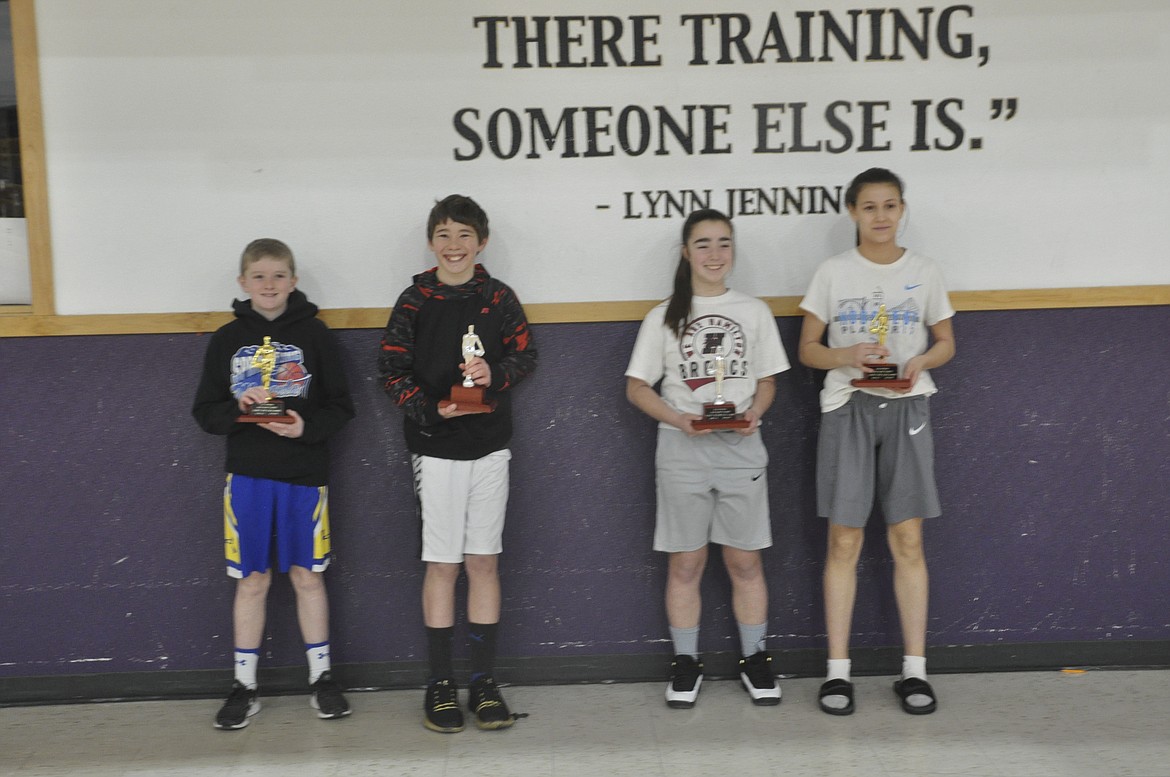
[36,0,1170,314]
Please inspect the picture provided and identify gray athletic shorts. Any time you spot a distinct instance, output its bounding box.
[816,392,940,527]
[653,427,772,553]
[412,450,510,563]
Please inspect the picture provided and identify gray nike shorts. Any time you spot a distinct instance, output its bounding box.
[653,427,772,552]
[816,392,941,527]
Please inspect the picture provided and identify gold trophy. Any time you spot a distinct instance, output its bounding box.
[238,336,295,423]
[693,352,749,431]
[850,304,911,389]
[439,325,495,414]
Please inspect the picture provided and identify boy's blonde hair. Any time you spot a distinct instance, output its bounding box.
[239,238,296,275]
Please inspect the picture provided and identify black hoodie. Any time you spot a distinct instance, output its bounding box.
[378,265,537,460]
[192,289,354,486]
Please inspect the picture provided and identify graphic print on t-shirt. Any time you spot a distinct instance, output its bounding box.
[832,288,921,339]
[678,314,749,392]
[229,341,312,400]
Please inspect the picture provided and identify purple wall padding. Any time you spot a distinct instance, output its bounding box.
[1,307,1167,676]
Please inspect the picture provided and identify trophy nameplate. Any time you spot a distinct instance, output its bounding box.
[238,336,296,424]
[439,325,495,414]
[850,303,912,390]
[239,399,295,423]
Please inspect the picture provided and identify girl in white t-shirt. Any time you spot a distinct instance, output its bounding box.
[626,209,790,710]
[798,168,956,716]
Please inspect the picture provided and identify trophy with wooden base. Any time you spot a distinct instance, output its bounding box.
[693,353,749,431]
[439,325,496,414]
[850,303,912,390]
[239,336,296,424]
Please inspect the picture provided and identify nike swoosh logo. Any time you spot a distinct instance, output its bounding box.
[752,473,764,481]
[909,423,926,436]
[905,283,923,290]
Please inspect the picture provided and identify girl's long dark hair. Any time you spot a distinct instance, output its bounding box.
[664,208,733,336]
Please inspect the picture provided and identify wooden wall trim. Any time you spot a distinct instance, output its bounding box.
[10,0,54,316]
[1,286,1166,337]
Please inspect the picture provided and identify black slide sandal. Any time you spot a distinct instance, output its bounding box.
[893,677,937,715]
[818,678,855,716]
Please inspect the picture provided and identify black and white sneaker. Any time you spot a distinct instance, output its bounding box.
[665,655,703,708]
[739,651,782,706]
[310,671,352,719]
[214,681,260,730]
[467,676,515,730]
[424,678,465,733]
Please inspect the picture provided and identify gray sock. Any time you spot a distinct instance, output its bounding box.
[737,621,767,657]
[669,625,700,659]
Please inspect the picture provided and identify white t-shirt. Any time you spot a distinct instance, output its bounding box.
[626,289,791,428]
[799,248,955,413]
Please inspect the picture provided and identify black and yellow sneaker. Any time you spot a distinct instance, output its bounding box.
[424,678,464,733]
[738,651,782,706]
[467,676,514,730]
[665,655,703,708]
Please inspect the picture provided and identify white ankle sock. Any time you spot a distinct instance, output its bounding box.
[234,648,260,690]
[822,658,852,710]
[902,655,927,681]
[827,658,851,682]
[306,641,331,684]
[901,655,933,708]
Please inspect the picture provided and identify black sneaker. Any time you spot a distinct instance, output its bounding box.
[739,651,782,706]
[467,676,515,730]
[424,678,464,733]
[665,655,703,708]
[214,682,260,730]
[310,671,352,720]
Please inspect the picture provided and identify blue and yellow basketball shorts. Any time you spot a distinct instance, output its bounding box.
[223,474,331,578]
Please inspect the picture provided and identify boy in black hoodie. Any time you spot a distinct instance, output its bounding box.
[379,196,537,733]
[193,239,355,730]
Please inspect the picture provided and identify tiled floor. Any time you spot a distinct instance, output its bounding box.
[2,670,1167,776]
